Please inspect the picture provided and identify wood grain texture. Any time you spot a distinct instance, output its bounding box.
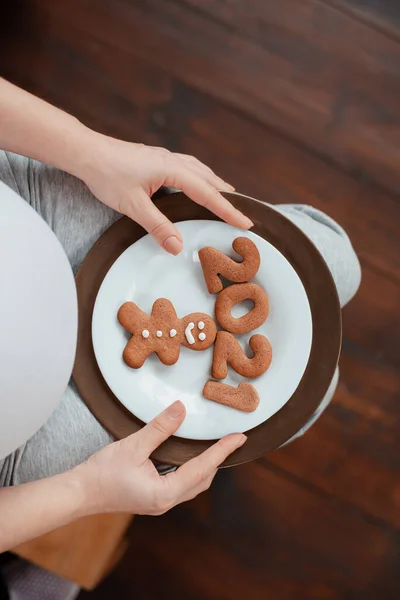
[15,0,400,195]
[1,1,400,598]
[271,351,400,526]
[2,21,400,282]
[321,0,400,40]
[81,464,400,600]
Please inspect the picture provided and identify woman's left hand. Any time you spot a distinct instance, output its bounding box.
[75,132,253,255]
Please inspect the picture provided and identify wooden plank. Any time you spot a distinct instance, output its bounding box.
[27,0,400,195]
[321,0,400,40]
[270,347,400,527]
[342,262,400,368]
[3,22,400,285]
[108,464,400,599]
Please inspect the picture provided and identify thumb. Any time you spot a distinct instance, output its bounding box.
[135,401,186,458]
[126,190,183,255]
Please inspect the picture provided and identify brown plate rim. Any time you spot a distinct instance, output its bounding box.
[73,192,341,467]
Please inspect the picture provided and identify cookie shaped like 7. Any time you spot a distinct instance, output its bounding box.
[199,237,260,294]
[118,299,217,368]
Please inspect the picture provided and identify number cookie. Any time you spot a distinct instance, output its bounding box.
[203,381,260,412]
[118,299,217,368]
[215,282,269,334]
[212,331,272,379]
[199,237,260,294]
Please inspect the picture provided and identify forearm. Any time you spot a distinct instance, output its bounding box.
[0,470,88,552]
[0,78,92,177]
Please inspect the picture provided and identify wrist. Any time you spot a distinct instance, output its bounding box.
[57,119,99,179]
[70,461,107,517]
[59,466,96,519]
[66,125,117,187]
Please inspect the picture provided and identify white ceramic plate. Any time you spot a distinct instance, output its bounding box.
[92,220,313,440]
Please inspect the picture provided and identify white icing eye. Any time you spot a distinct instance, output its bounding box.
[198,321,205,330]
[198,332,206,341]
[142,329,150,339]
[169,329,177,338]
[156,331,163,337]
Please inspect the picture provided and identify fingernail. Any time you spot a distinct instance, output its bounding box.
[167,400,185,418]
[237,434,247,447]
[163,236,183,255]
[222,182,235,191]
[242,215,254,228]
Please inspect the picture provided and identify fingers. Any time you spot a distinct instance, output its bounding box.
[154,148,231,190]
[127,189,184,255]
[164,168,253,230]
[124,151,253,253]
[134,401,186,459]
[174,153,234,191]
[184,162,230,192]
[164,433,246,498]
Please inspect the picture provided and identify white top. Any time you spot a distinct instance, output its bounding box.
[0,182,77,459]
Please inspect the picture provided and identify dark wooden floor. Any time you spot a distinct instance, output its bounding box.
[2,1,400,598]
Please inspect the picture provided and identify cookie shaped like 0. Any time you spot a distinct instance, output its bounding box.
[215,282,269,334]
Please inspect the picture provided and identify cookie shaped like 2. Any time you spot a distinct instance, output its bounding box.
[212,331,272,379]
[118,299,217,368]
[215,282,269,334]
[203,381,260,412]
[199,237,260,294]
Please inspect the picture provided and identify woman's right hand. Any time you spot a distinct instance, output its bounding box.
[74,135,253,255]
[75,401,246,516]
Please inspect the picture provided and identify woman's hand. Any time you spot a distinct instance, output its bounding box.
[76,132,253,255]
[0,401,244,552]
[0,79,252,254]
[75,401,246,515]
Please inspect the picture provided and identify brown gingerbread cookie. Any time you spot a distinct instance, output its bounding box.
[215,282,269,334]
[203,380,260,412]
[118,299,217,368]
[212,331,272,379]
[199,237,260,294]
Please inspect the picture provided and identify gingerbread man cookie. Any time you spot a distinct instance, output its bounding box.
[212,331,272,379]
[203,381,260,412]
[118,299,217,368]
[199,237,260,294]
[215,282,269,334]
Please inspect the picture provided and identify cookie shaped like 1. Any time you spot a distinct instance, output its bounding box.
[203,381,260,412]
[118,299,217,368]
[215,282,269,334]
[199,237,260,294]
[212,331,272,379]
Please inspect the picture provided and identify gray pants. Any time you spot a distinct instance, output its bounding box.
[0,151,361,486]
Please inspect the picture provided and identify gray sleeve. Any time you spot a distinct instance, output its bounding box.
[274,204,361,308]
